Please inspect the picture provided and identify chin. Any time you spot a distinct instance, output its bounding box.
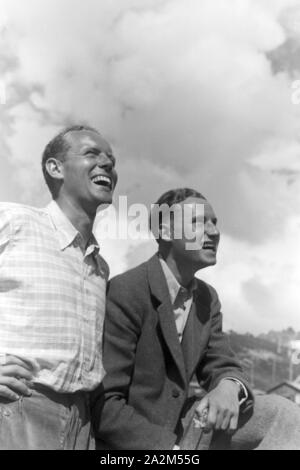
[207,258,217,266]
[88,197,112,215]
[96,193,113,205]
[194,256,217,269]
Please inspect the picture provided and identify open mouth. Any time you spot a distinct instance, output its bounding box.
[202,243,216,252]
[91,175,113,190]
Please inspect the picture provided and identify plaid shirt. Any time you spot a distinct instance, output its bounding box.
[0,201,108,393]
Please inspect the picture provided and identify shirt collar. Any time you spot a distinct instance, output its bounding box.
[158,253,197,305]
[45,200,100,254]
[85,234,100,257]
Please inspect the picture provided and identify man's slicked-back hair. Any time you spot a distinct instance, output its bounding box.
[41,124,100,198]
[150,187,207,243]
[154,188,206,207]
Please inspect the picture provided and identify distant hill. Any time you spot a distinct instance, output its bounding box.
[227,330,300,391]
[258,328,300,348]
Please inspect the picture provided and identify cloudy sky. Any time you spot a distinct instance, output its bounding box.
[1,0,300,334]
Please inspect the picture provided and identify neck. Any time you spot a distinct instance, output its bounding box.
[55,195,95,246]
[159,250,197,287]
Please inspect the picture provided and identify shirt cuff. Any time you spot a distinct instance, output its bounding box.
[220,377,248,406]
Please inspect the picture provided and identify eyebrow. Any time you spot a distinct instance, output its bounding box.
[192,216,218,223]
[83,146,114,157]
[82,145,105,153]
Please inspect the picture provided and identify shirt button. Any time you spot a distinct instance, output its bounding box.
[3,409,11,417]
[172,389,180,398]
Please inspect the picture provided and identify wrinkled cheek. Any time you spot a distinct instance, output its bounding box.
[112,170,118,188]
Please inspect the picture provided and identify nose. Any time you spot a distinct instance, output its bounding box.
[96,152,118,188]
[205,221,220,239]
[95,152,114,171]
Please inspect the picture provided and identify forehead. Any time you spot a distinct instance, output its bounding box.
[177,196,216,218]
[65,130,112,154]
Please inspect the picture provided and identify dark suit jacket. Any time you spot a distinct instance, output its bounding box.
[92,254,253,450]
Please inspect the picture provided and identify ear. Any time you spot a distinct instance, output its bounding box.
[160,222,172,242]
[45,158,64,182]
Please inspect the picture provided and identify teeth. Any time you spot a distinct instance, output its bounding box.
[92,175,111,185]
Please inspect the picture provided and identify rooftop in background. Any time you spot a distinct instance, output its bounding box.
[267,381,300,406]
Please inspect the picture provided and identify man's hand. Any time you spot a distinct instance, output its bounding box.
[0,355,34,401]
[195,379,240,433]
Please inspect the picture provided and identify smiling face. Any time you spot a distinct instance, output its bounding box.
[169,196,220,270]
[59,129,118,214]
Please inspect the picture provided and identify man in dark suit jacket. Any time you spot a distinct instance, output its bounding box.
[92,188,300,450]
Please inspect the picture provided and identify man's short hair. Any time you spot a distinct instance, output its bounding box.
[41,124,100,198]
[150,187,206,243]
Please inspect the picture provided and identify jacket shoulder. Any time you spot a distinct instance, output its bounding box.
[109,261,147,285]
[106,262,150,327]
[108,261,149,300]
[195,278,220,305]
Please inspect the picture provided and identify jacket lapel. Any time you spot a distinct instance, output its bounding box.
[147,254,187,387]
[181,280,211,382]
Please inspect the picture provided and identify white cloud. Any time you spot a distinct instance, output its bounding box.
[1,0,300,332]
[200,216,300,333]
